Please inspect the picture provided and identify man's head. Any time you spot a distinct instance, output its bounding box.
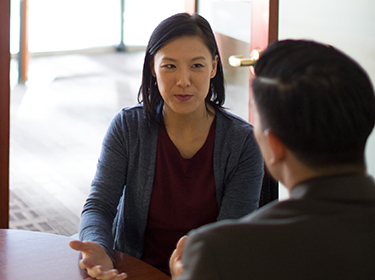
[252,40,375,175]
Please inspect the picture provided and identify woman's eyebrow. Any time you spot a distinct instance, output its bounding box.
[160,57,177,62]
[192,56,207,61]
[160,56,207,62]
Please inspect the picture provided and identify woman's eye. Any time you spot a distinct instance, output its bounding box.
[162,64,175,69]
[192,63,204,68]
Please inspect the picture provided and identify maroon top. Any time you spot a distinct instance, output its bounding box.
[141,118,218,275]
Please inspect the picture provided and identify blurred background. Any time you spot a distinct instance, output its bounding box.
[9,0,187,235]
[9,0,252,236]
[8,0,375,236]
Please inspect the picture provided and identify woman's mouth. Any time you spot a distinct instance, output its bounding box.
[175,94,193,102]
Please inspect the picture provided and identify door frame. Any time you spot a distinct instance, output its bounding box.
[186,0,279,206]
[0,0,11,229]
[183,0,279,121]
[249,0,278,123]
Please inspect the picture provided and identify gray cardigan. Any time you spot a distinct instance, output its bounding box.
[79,104,264,261]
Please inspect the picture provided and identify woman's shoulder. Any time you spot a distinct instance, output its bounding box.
[112,104,146,123]
[216,107,253,131]
[109,104,151,131]
[118,104,145,116]
[107,104,158,141]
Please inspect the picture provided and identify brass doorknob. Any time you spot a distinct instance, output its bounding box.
[228,49,261,67]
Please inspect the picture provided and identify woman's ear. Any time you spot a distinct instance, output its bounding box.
[264,129,286,166]
[210,55,219,78]
[150,60,156,77]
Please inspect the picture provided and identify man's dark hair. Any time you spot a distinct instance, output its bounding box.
[137,13,225,124]
[252,39,375,168]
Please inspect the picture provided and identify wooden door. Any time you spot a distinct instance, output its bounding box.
[186,0,279,205]
[0,0,11,229]
[248,0,278,123]
[185,0,279,122]
[188,0,278,123]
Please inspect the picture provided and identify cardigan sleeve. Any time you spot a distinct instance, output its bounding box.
[215,110,264,220]
[79,110,129,261]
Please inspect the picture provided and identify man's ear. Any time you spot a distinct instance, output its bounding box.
[264,129,286,166]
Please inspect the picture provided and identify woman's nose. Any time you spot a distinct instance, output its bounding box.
[176,69,191,87]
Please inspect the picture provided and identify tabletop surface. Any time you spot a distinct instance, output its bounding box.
[0,229,170,280]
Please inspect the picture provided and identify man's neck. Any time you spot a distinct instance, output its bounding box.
[282,160,366,194]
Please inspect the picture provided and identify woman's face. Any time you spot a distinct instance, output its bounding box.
[152,36,218,117]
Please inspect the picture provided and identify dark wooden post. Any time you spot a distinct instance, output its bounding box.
[0,0,11,229]
[269,0,279,44]
[18,0,29,84]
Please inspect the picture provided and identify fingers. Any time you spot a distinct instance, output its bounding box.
[170,236,188,279]
[172,260,184,280]
[87,266,127,280]
[70,240,91,270]
[69,240,88,252]
[171,235,188,265]
[70,240,126,280]
[177,235,187,247]
[175,235,188,257]
[170,256,184,280]
[79,258,90,270]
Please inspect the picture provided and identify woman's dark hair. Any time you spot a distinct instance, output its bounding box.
[137,13,225,124]
[252,39,375,168]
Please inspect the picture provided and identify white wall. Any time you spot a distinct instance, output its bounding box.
[123,0,185,46]
[279,0,375,178]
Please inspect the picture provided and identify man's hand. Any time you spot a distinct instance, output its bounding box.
[69,240,127,280]
[169,236,188,280]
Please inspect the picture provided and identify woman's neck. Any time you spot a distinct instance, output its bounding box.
[162,104,215,133]
[162,104,216,159]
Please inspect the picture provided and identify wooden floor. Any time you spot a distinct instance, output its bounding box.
[9,51,145,235]
[9,50,250,236]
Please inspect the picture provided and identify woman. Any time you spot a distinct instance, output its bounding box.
[70,13,263,279]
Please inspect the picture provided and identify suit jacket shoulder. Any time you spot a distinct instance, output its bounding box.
[179,174,375,280]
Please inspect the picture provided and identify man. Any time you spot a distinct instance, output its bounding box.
[169,39,375,280]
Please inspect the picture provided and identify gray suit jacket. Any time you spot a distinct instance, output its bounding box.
[179,174,375,280]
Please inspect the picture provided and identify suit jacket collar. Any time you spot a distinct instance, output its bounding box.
[290,174,375,203]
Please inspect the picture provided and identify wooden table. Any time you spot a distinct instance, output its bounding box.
[0,229,170,280]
